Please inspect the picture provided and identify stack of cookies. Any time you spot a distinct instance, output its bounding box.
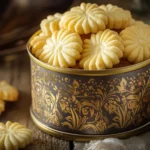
[30,3,150,70]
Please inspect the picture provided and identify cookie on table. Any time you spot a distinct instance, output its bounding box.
[61,3,108,34]
[100,4,132,29]
[0,121,32,150]
[30,35,47,58]
[39,29,83,68]
[0,100,5,115]
[40,13,62,36]
[120,25,150,63]
[0,81,18,101]
[79,29,124,70]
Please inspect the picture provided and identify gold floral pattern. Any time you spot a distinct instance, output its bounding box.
[31,61,150,134]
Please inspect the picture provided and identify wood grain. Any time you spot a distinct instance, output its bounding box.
[0,52,70,150]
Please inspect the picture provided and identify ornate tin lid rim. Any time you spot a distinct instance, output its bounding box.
[27,30,150,76]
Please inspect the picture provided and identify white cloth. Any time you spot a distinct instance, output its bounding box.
[74,131,150,150]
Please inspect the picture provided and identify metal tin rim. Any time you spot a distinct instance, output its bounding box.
[30,108,150,142]
[27,30,150,76]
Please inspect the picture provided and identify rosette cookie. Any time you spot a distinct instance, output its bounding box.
[120,25,150,63]
[30,35,47,58]
[39,29,83,68]
[0,100,5,115]
[40,13,62,36]
[0,121,32,150]
[61,3,108,34]
[100,4,132,29]
[0,81,18,101]
[79,29,124,70]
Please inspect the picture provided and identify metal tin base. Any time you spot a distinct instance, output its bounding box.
[30,108,150,142]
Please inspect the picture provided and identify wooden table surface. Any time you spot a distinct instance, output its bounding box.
[0,52,72,150]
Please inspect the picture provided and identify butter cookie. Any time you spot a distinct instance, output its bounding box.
[40,13,62,36]
[100,4,132,29]
[30,35,47,58]
[0,81,18,101]
[79,29,124,70]
[61,3,108,34]
[120,25,150,63]
[39,29,83,68]
[0,121,32,150]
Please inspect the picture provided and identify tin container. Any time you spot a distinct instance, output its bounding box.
[27,31,150,141]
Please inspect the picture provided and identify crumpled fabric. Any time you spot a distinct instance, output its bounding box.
[74,131,150,150]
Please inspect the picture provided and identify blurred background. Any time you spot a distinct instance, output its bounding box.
[0,0,150,56]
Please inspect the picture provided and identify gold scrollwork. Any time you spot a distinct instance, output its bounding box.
[31,61,150,134]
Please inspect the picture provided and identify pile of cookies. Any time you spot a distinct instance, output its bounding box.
[0,81,18,115]
[30,3,150,70]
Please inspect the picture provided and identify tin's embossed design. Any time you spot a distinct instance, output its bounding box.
[31,60,150,135]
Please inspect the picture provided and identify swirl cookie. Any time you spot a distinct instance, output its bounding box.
[30,35,47,58]
[120,25,150,63]
[61,3,108,34]
[40,13,62,36]
[79,29,124,70]
[39,29,83,68]
[0,81,18,101]
[0,121,32,150]
[0,100,5,115]
[100,4,132,29]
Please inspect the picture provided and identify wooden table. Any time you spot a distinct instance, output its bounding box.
[0,52,72,150]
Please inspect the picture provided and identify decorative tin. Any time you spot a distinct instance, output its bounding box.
[27,31,150,141]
